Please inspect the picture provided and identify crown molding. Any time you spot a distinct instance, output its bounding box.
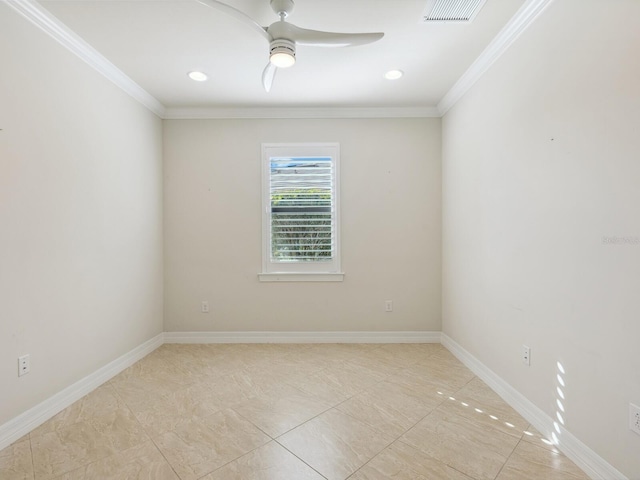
[162,106,441,120]
[5,0,553,120]
[437,0,555,116]
[4,0,166,118]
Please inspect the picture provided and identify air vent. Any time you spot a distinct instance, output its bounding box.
[421,0,487,22]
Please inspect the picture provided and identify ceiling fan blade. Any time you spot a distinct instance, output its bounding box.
[262,62,277,92]
[196,0,270,42]
[288,25,384,47]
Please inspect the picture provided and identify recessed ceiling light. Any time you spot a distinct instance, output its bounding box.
[188,71,208,82]
[384,69,404,80]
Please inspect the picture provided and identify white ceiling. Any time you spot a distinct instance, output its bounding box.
[28,0,530,115]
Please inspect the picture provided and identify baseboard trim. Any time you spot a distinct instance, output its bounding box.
[0,333,164,451]
[441,334,627,480]
[163,330,441,344]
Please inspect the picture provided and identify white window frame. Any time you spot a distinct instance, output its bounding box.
[259,143,343,282]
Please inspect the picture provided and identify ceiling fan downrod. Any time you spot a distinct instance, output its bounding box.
[270,0,294,19]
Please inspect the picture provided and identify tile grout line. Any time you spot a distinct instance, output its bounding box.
[341,354,480,478]
[28,432,35,480]
[262,356,408,479]
[268,439,330,480]
[105,376,182,480]
[186,365,333,480]
[191,438,273,480]
[330,347,463,477]
[492,437,524,479]
[266,351,447,480]
[449,375,528,480]
[214,360,344,479]
[148,437,181,480]
[393,372,525,480]
[340,429,406,479]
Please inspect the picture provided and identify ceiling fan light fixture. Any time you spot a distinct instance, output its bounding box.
[188,71,208,82]
[384,69,404,80]
[269,39,296,68]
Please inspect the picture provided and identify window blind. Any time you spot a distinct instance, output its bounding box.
[269,156,334,262]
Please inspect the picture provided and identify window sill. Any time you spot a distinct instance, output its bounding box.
[258,273,345,282]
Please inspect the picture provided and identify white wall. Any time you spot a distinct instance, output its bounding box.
[164,118,441,333]
[442,0,640,477]
[0,6,163,425]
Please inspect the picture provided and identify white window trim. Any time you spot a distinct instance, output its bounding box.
[258,273,345,282]
[260,143,343,282]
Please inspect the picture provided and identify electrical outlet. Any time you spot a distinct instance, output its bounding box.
[630,403,640,436]
[522,345,531,366]
[201,301,210,313]
[385,300,393,312]
[18,354,30,376]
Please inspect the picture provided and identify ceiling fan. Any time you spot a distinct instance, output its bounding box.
[196,0,384,92]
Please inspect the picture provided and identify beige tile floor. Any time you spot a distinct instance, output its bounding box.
[1,343,590,480]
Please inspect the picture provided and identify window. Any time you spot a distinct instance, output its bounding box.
[260,143,342,281]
